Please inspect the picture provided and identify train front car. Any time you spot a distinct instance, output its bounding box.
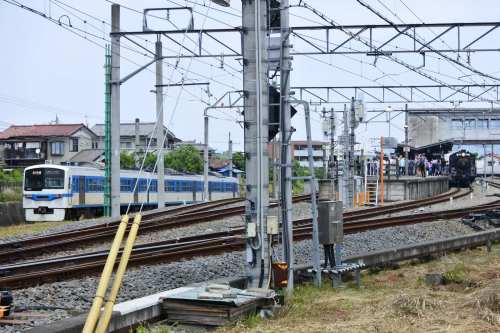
[449,151,476,187]
[23,164,69,222]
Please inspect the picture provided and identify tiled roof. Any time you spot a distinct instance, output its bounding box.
[0,124,86,140]
[91,122,178,141]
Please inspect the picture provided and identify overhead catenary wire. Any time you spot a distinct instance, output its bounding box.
[295,1,500,106]
[356,0,500,83]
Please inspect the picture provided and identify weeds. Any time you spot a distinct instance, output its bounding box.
[443,261,467,284]
[132,324,171,333]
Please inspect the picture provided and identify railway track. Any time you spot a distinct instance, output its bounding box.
[487,180,500,190]
[0,190,492,289]
[0,190,467,263]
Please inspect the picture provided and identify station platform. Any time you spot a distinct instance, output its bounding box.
[376,175,449,202]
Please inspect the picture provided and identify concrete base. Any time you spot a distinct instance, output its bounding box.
[27,276,247,333]
[0,202,24,226]
[379,176,449,201]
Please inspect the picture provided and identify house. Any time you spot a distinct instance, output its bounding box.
[0,124,99,167]
[268,140,329,168]
[91,118,180,152]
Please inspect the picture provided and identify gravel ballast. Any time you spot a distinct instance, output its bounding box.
[4,217,482,332]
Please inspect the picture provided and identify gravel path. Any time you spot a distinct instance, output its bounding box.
[4,217,483,333]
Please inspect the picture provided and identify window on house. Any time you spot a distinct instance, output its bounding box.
[50,142,64,155]
[451,119,463,129]
[92,141,98,149]
[70,138,79,152]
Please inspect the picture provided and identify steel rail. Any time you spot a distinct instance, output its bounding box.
[0,190,465,263]
[1,199,498,289]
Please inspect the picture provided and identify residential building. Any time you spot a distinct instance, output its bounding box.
[91,118,180,152]
[0,124,98,167]
[268,140,329,168]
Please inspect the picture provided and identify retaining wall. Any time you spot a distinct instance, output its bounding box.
[383,176,449,201]
[0,202,24,226]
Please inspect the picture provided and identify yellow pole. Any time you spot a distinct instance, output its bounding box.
[95,213,142,333]
[82,214,129,333]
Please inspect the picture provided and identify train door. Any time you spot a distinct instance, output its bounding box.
[79,176,85,205]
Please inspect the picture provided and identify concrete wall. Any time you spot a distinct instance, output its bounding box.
[409,114,500,148]
[383,176,449,201]
[0,202,24,226]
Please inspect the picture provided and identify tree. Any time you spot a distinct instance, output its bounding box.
[232,152,245,172]
[120,151,135,169]
[164,144,203,173]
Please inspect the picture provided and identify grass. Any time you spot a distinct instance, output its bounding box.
[216,244,500,333]
[132,324,171,333]
[0,190,21,202]
[0,221,72,238]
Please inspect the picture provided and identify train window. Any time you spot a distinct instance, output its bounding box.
[464,119,475,128]
[491,119,500,128]
[44,169,65,189]
[71,177,79,192]
[477,119,489,129]
[180,181,193,192]
[25,168,65,191]
[150,180,158,192]
[451,119,463,129]
[87,177,104,192]
[24,169,44,191]
[120,178,133,192]
[166,180,175,192]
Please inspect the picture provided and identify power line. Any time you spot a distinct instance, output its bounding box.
[356,0,500,82]
[295,1,500,105]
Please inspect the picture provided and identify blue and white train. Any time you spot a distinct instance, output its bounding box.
[23,164,239,222]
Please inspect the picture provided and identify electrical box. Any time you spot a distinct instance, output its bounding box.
[318,201,343,244]
[247,222,257,238]
[267,216,279,235]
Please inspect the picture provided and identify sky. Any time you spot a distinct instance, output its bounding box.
[1,0,500,154]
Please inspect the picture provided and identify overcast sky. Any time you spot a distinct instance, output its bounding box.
[1,0,500,153]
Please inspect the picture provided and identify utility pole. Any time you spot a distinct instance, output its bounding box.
[404,104,409,176]
[228,132,233,178]
[104,44,111,217]
[204,112,209,201]
[242,0,270,288]
[348,98,355,208]
[342,104,350,207]
[492,143,495,177]
[278,0,294,292]
[110,4,121,218]
[156,38,165,209]
[329,108,336,194]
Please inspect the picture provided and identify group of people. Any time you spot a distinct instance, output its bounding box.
[366,154,447,177]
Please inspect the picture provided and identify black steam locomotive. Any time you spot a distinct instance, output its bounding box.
[449,150,477,187]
